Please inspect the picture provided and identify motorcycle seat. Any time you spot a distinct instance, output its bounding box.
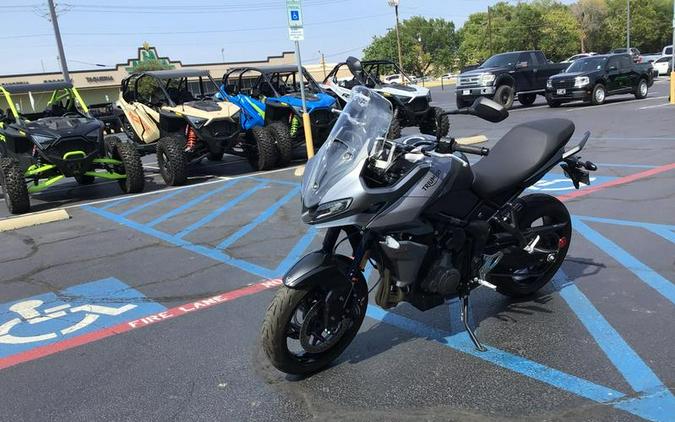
[471,118,575,200]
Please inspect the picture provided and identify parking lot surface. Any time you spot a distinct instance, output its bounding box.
[1,80,673,421]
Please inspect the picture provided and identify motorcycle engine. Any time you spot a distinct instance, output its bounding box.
[420,252,461,296]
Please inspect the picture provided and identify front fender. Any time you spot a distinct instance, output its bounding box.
[283,251,354,289]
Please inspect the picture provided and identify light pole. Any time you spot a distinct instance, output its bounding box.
[47,0,70,83]
[388,0,403,71]
[626,0,630,51]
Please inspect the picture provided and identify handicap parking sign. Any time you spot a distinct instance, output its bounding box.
[0,278,165,358]
[290,10,299,21]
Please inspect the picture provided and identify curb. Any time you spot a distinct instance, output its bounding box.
[0,209,71,232]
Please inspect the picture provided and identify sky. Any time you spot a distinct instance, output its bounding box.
[1,0,573,75]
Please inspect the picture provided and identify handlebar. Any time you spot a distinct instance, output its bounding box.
[453,144,490,156]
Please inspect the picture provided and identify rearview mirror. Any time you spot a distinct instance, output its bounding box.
[469,97,509,123]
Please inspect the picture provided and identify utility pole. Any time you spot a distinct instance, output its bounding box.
[488,6,493,56]
[47,0,70,83]
[319,50,327,79]
[670,0,674,104]
[626,0,630,51]
[388,0,403,72]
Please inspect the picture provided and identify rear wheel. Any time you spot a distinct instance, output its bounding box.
[247,126,277,171]
[156,134,188,186]
[518,93,537,106]
[0,158,30,215]
[108,137,144,193]
[494,85,515,109]
[419,106,449,137]
[635,78,648,99]
[261,261,368,375]
[591,84,606,105]
[267,121,293,166]
[488,194,571,298]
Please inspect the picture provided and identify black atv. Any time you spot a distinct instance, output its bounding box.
[0,82,144,215]
[117,69,242,186]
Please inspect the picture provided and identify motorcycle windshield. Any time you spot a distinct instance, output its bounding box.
[303,86,392,208]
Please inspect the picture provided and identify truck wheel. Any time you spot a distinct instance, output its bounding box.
[387,116,401,140]
[494,85,514,109]
[591,84,606,105]
[419,107,449,137]
[157,134,188,186]
[546,95,561,108]
[0,158,30,215]
[248,126,277,171]
[112,140,145,193]
[635,78,648,99]
[517,93,537,106]
[267,121,293,166]
[456,96,471,109]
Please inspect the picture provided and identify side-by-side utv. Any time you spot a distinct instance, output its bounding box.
[217,65,338,163]
[0,82,144,214]
[117,69,243,185]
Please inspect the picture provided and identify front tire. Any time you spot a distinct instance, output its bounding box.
[635,78,648,99]
[0,158,30,214]
[488,194,571,298]
[261,261,368,375]
[109,138,145,193]
[156,134,188,186]
[494,85,515,109]
[248,126,277,171]
[267,121,293,166]
[591,84,606,105]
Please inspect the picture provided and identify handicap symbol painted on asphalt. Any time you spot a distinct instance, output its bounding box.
[526,174,616,192]
[0,278,165,358]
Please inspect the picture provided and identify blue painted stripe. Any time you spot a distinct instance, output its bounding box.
[573,217,675,305]
[216,185,301,249]
[99,197,133,210]
[574,215,675,232]
[647,228,675,244]
[251,177,301,187]
[273,227,318,275]
[174,183,268,239]
[366,306,624,404]
[84,205,275,279]
[146,179,240,227]
[614,388,675,422]
[119,190,182,217]
[553,270,665,393]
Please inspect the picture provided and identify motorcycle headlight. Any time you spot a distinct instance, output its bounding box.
[31,134,57,146]
[574,76,590,88]
[546,79,553,89]
[314,198,352,220]
[187,115,207,129]
[479,73,496,85]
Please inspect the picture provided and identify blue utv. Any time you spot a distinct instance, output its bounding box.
[216,65,337,165]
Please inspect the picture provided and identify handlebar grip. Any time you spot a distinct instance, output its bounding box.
[454,144,490,156]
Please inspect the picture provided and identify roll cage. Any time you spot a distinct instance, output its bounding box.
[324,59,414,87]
[120,69,219,109]
[221,66,322,98]
[0,82,91,127]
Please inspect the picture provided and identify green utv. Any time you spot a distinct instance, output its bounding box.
[0,82,144,214]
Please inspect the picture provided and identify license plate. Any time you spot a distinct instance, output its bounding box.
[557,89,566,95]
[462,90,470,95]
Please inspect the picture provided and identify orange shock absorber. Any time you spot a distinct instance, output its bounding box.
[185,125,198,152]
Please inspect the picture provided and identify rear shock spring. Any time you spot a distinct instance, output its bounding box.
[185,126,198,152]
[289,115,301,138]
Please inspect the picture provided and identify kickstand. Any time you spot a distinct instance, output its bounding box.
[461,295,487,352]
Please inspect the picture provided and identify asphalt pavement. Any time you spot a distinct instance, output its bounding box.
[0,79,673,421]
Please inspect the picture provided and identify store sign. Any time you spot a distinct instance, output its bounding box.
[125,45,175,72]
[86,76,114,83]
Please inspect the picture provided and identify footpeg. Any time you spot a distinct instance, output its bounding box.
[524,235,541,254]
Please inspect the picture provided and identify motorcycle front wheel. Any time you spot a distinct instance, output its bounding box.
[260,264,368,375]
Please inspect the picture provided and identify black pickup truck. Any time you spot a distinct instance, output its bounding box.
[545,54,654,107]
[455,50,567,109]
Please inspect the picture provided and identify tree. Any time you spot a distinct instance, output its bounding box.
[604,0,674,52]
[363,16,459,76]
[540,6,582,61]
[571,0,609,53]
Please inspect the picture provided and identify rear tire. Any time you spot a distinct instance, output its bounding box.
[267,121,293,166]
[518,93,537,106]
[248,126,277,171]
[0,158,30,215]
[488,194,571,298]
[494,85,515,109]
[156,134,188,186]
[635,78,648,99]
[110,138,145,193]
[591,84,606,105]
[419,106,449,138]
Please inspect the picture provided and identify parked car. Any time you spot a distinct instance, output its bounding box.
[561,53,597,63]
[545,54,654,107]
[641,53,663,63]
[662,45,673,56]
[653,56,673,75]
[455,50,567,109]
[610,48,642,63]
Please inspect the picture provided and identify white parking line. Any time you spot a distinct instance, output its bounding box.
[565,96,668,112]
[510,105,549,112]
[638,102,674,110]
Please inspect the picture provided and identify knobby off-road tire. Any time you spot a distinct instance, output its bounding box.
[267,121,293,167]
[387,116,402,140]
[0,158,30,214]
[494,85,515,109]
[157,134,188,186]
[111,139,145,193]
[488,194,571,298]
[248,126,277,171]
[419,106,449,138]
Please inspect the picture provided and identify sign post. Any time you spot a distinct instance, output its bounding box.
[287,0,315,159]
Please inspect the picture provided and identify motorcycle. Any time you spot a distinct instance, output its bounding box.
[260,85,597,375]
